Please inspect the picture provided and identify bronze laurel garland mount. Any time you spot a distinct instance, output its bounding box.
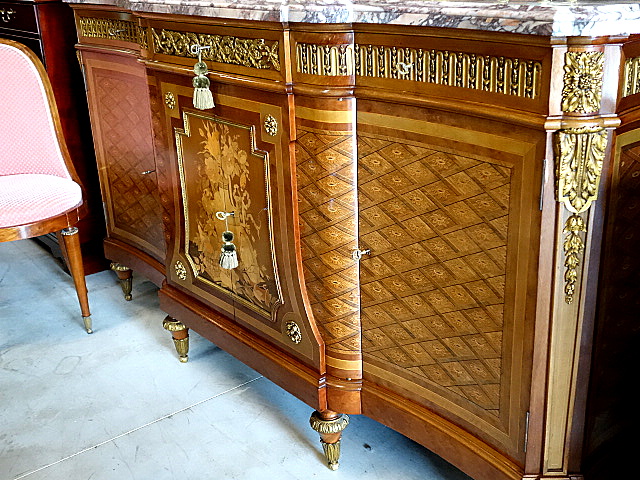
[555,126,608,303]
[151,28,280,71]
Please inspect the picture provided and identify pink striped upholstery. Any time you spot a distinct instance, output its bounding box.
[0,43,70,179]
[0,174,82,228]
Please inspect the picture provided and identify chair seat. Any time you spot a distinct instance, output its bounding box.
[0,174,82,228]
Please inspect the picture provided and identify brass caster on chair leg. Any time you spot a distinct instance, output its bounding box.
[83,315,93,334]
[310,411,350,471]
[163,317,189,363]
[110,263,133,301]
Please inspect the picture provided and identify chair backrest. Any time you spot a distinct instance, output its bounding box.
[0,40,73,179]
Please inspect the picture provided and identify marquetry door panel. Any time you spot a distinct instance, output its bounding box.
[357,100,544,462]
[175,110,281,318]
[82,50,165,262]
[155,74,320,366]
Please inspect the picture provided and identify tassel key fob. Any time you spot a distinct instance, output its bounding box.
[191,44,215,110]
[219,231,239,270]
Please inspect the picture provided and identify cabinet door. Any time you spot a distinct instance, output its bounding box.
[357,100,544,463]
[176,110,280,317]
[82,49,165,263]
[153,74,320,366]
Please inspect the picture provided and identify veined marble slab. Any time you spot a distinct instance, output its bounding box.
[65,0,640,36]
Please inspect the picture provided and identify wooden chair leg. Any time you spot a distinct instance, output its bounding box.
[58,227,92,333]
[310,410,350,470]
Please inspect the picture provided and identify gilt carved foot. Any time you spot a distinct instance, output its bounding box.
[162,316,189,363]
[110,263,133,301]
[309,410,350,470]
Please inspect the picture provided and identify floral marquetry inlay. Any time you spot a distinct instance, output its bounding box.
[561,51,604,113]
[175,112,282,318]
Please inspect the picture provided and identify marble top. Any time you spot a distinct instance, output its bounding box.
[65,0,640,36]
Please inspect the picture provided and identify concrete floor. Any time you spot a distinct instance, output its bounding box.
[0,239,471,480]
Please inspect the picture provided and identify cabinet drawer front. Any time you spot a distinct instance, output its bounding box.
[0,2,38,34]
[75,10,142,50]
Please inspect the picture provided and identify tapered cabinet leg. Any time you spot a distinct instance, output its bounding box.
[110,263,133,301]
[309,410,350,470]
[58,227,92,333]
[162,316,189,363]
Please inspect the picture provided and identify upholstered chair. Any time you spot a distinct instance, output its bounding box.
[0,39,93,333]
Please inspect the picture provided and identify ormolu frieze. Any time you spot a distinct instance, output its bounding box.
[78,17,144,45]
[296,42,542,98]
[151,29,280,71]
[297,43,355,76]
[623,56,640,97]
[561,51,604,113]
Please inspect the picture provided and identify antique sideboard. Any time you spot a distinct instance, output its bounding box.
[67,1,640,479]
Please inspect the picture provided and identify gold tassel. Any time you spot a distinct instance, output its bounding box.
[219,231,238,270]
[192,45,214,110]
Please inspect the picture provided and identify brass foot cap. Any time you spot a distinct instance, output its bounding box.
[83,316,93,334]
[179,356,188,363]
[124,294,133,301]
[328,462,339,471]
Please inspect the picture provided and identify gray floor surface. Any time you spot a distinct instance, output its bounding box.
[0,239,471,480]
